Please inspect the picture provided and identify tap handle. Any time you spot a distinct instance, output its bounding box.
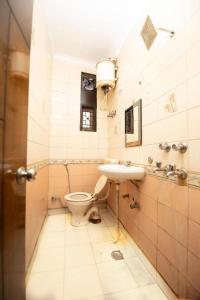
[155,161,162,168]
[176,169,188,180]
[159,143,171,152]
[167,164,176,171]
[172,143,187,153]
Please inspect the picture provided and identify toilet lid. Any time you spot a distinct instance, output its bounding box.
[64,192,92,202]
[94,175,108,194]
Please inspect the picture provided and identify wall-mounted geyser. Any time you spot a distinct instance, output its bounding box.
[96,58,117,110]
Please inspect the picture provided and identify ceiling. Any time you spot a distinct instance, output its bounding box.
[43,0,146,64]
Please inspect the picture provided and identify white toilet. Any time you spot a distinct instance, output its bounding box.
[64,175,108,226]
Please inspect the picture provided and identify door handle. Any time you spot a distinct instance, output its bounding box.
[16,167,37,184]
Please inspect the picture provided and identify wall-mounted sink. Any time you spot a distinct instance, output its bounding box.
[98,164,145,182]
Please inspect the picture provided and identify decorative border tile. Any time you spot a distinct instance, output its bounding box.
[49,159,104,165]
[27,159,104,171]
[27,158,200,189]
[27,160,49,171]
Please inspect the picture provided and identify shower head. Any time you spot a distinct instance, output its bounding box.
[157,27,175,38]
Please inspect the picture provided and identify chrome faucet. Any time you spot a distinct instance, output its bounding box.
[153,161,167,173]
[172,142,188,153]
[125,160,132,167]
[166,167,187,180]
[159,142,171,152]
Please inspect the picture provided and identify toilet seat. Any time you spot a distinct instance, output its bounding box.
[65,192,92,202]
[64,175,108,203]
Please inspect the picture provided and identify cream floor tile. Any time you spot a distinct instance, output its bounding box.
[39,231,65,249]
[87,219,107,228]
[116,237,137,259]
[32,247,65,272]
[141,284,168,300]
[65,244,95,268]
[65,227,90,245]
[26,271,64,300]
[44,215,66,232]
[105,284,168,300]
[101,213,116,227]
[88,226,113,243]
[92,241,120,263]
[27,209,172,300]
[97,260,138,294]
[64,265,103,300]
[126,257,154,286]
[108,226,125,241]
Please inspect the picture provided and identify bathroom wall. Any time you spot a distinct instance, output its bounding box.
[108,0,200,298]
[49,56,107,160]
[47,56,108,208]
[26,0,52,268]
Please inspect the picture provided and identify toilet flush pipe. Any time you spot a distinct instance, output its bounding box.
[54,163,71,208]
[114,182,120,243]
[64,162,71,193]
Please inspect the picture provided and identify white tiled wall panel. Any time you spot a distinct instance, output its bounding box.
[49,57,108,160]
[108,0,200,173]
[27,0,52,164]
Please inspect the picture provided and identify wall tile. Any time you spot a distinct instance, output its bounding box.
[189,187,200,224]
[158,203,188,246]
[157,251,179,295]
[187,252,200,292]
[188,220,200,259]
[157,228,187,274]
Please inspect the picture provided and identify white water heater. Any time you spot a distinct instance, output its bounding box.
[96,59,117,94]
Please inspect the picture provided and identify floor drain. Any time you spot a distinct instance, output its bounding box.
[111,250,124,260]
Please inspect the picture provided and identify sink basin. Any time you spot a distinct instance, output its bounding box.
[98,164,145,182]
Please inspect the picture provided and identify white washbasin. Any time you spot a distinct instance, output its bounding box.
[98,164,145,182]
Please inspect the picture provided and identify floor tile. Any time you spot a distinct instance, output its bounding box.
[87,220,107,228]
[44,215,66,232]
[126,257,154,286]
[88,226,113,243]
[64,265,103,300]
[39,231,65,249]
[65,244,95,268]
[92,241,119,263]
[26,271,64,300]
[101,213,116,227]
[97,260,138,294]
[32,247,65,272]
[116,237,137,259]
[141,284,168,300]
[105,284,168,300]
[108,226,125,241]
[27,209,172,300]
[65,227,90,245]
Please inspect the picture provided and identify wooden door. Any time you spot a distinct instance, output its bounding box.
[0,0,33,299]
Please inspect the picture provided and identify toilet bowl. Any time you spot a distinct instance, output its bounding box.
[64,175,108,226]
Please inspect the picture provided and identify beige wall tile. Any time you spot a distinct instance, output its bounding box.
[188,220,200,259]
[158,203,188,246]
[157,251,179,295]
[26,166,49,269]
[187,252,200,292]
[157,228,187,274]
[138,230,157,267]
[189,187,200,224]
